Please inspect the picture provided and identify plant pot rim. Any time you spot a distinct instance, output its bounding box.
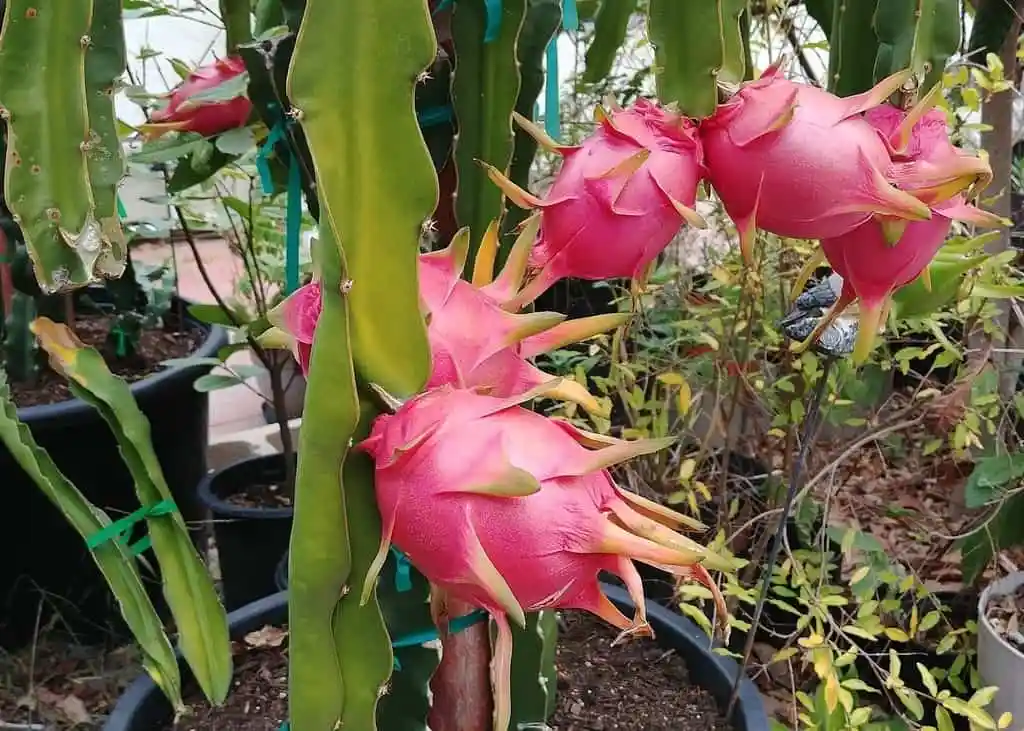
[196,452,295,520]
[978,570,1024,661]
[105,584,768,731]
[13,297,227,428]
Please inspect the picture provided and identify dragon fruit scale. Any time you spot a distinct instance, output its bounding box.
[264,222,629,413]
[482,100,707,310]
[139,56,252,140]
[355,383,728,731]
[701,62,935,266]
[800,96,1004,363]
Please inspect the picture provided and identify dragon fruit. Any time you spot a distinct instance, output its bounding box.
[140,56,252,139]
[482,100,707,310]
[266,222,628,413]
[801,96,1003,362]
[356,382,727,731]
[700,62,935,265]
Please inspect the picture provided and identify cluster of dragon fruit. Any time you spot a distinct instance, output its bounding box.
[256,62,999,728]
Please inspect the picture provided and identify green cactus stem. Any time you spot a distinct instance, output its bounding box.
[647,0,746,119]
[508,610,559,728]
[219,0,252,52]
[0,1,114,293]
[583,0,634,85]
[289,0,435,399]
[826,0,879,96]
[873,0,960,94]
[504,0,560,239]
[451,0,528,273]
[83,0,128,279]
[2,289,36,383]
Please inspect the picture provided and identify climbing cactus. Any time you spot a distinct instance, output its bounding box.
[0,1,123,293]
[451,0,528,271]
[873,0,960,94]
[83,0,128,277]
[647,0,747,118]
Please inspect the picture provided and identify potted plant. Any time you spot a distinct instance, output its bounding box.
[0,119,226,644]
[978,571,1024,726]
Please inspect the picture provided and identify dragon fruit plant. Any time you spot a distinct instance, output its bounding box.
[0,0,1009,730]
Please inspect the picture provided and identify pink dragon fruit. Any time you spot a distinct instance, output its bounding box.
[700,62,936,265]
[266,222,628,413]
[140,56,252,139]
[482,100,707,310]
[356,382,727,731]
[800,96,1003,362]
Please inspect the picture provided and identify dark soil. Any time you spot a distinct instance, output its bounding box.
[984,583,1024,652]
[156,613,731,731]
[9,314,202,408]
[167,625,289,730]
[223,480,293,509]
[550,612,732,731]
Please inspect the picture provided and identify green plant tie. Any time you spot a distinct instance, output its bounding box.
[391,545,413,592]
[116,195,127,221]
[432,0,453,14]
[255,118,301,294]
[112,324,128,358]
[84,498,177,556]
[543,0,578,141]
[484,0,503,42]
[417,105,454,128]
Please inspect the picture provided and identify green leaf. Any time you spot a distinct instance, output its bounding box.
[964,454,1024,508]
[916,663,939,696]
[0,370,183,710]
[942,698,996,729]
[193,373,244,392]
[186,302,239,327]
[129,133,207,164]
[214,127,257,156]
[33,320,233,704]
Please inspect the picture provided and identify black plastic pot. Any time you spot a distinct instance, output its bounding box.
[0,304,227,649]
[197,453,294,612]
[104,584,769,731]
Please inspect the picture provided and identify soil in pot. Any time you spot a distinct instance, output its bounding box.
[163,613,734,731]
[8,310,202,408]
[984,581,1024,651]
[198,454,294,612]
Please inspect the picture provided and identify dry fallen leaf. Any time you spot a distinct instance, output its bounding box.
[244,625,288,649]
[57,693,92,725]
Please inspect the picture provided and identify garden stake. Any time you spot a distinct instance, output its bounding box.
[726,353,834,717]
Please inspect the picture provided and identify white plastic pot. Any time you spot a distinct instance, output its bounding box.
[978,571,1024,726]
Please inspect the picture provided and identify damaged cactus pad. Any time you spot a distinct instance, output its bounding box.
[356,383,728,731]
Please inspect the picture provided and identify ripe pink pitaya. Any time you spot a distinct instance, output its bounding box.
[356,383,727,731]
[803,98,1003,362]
[700,62,935,265]
[482,100,707,310]
[419,222,628,414]
[266,223,627,413]
[140,56,252,139]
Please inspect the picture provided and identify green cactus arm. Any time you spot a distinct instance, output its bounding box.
[508,610,559,728]
[872,0,960,92]
[0,370,183,709]
[803,0,834,41]
[287,227,358,731]
[0,1,102,293]
[504,0,560,239]
[30,318,233,705]
[377,557,440,731]
[582,0,634,84]
[968,0,1019,60]
[219,0,252,52]
[891,253,990,320]
[331,394,395,731]
[83,0,127,278]
[828,0,879,95]
[647,0,746,118]
[288,0,435,398]
[452,0,528,272]
[3,290,36,383]
[253,0,285,36]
